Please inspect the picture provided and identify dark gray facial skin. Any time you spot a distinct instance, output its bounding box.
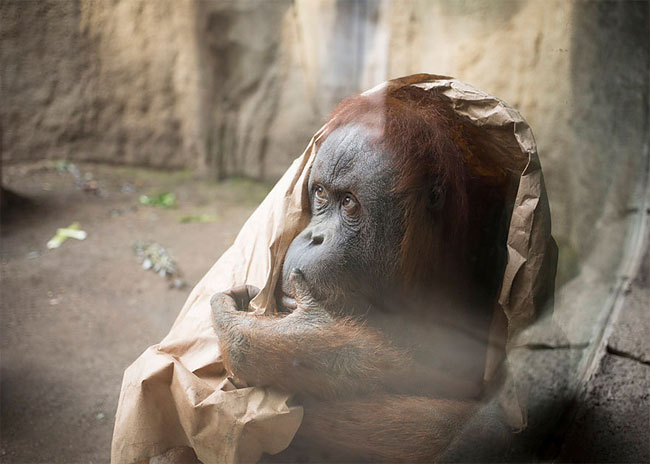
[279,124,405,315]
[276,123,494,393]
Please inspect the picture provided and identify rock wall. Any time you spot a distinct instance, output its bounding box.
[194,0,292,179]
[1,0,202,169]
[2,2,648,450]
[275,0,649,286]
[3,1,648,269]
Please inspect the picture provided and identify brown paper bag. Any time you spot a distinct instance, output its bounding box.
[111,74,556,463]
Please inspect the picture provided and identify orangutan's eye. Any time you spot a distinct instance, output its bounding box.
[341,194,359,215]
[314,184,329,206]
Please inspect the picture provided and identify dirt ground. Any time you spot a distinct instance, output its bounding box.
[1,162,272,463]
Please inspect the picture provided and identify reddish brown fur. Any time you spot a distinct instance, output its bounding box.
[213,86,516,462]
[322,86,515,291]
[224,315,410,399]
[295,395,474,462]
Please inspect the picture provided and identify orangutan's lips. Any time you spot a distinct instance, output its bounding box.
[279,293,298,312]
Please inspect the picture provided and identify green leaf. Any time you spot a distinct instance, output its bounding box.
[178,214,218,223]
[139,192,176,208]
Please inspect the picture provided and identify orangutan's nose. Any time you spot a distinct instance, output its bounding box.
[310,233,324,245]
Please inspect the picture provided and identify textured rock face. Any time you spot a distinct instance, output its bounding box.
[2,2,648,460]
[2,0,648,270]
[2,0,202,168]
[3,1,646,175]
[195,0,292,179]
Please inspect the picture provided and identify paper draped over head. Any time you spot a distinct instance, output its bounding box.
[111,74,557,464]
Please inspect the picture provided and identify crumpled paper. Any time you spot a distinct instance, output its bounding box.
[111,74,557,463]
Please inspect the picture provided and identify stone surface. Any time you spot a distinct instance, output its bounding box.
[609,234,650,364]
[503,346,584,460]
[4,1,648,308]
[1,0,203,169]
[194,0,293,180]
[554,229,650,462]
[511,348,582,422]
[0,163,271,463]
[4,1,648,194]
[2,3,649,461]
[557,354,650,462]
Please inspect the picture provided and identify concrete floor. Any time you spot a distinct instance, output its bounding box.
[557,223,650,462]
[1,163,269,463]
[1,162,648,463]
